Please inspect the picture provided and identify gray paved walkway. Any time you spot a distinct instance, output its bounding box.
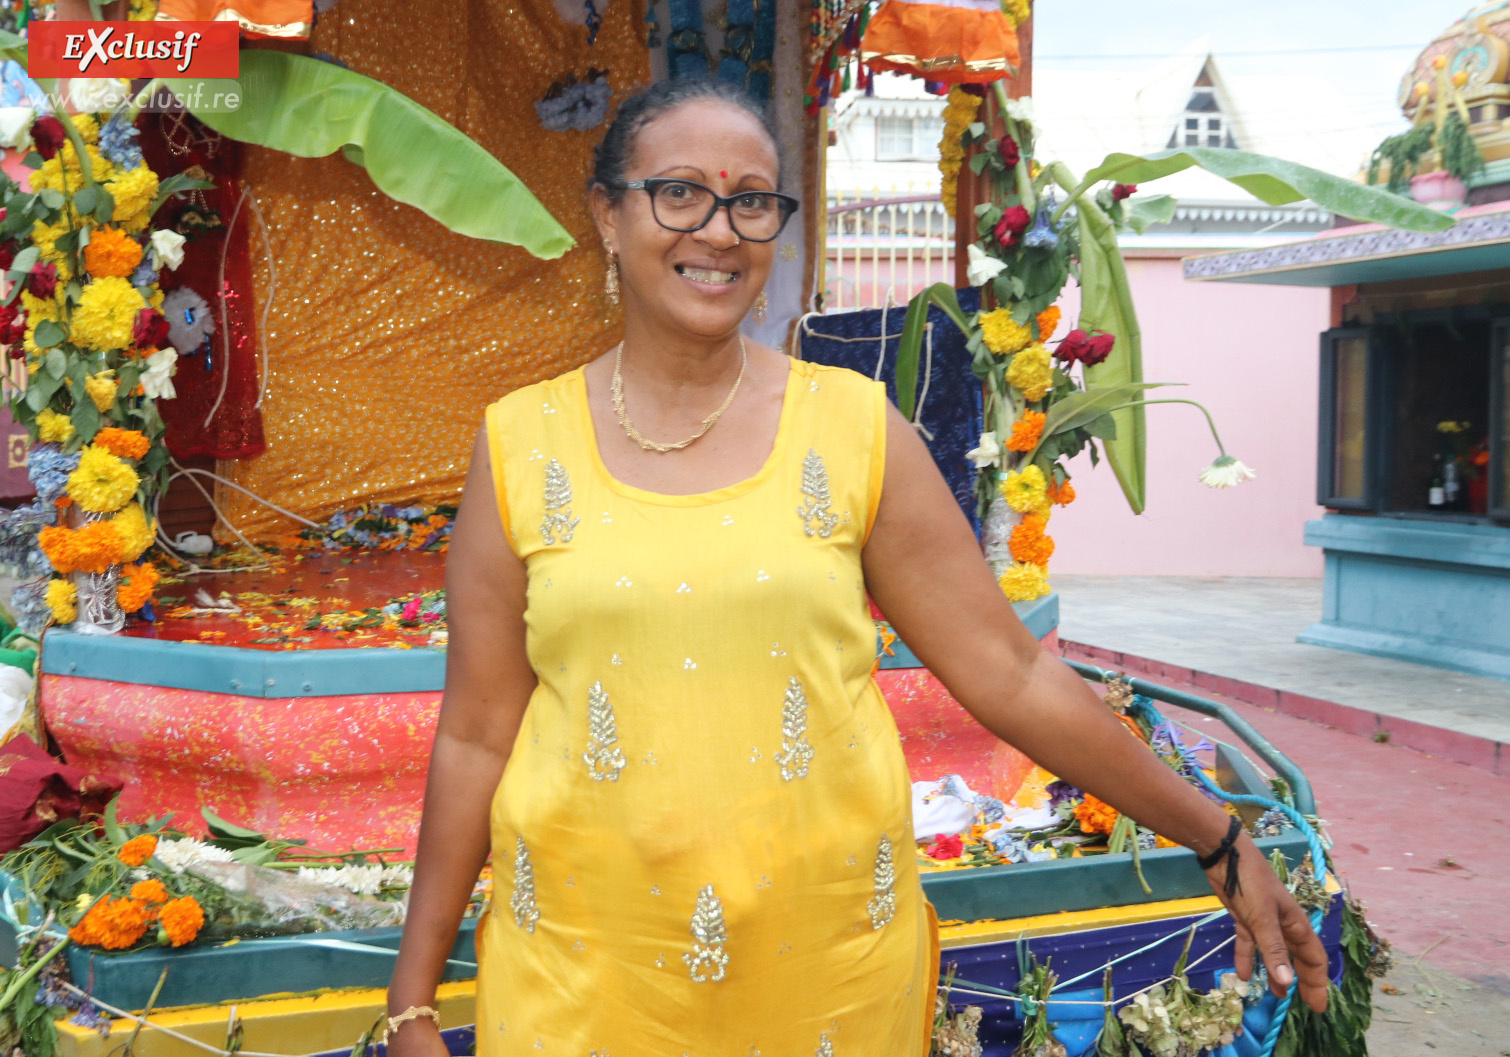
[1052,575,1510,750]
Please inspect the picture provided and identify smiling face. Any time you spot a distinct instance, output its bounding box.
[593,100,780,341]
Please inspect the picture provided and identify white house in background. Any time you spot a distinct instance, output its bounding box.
[822,42,1383,578]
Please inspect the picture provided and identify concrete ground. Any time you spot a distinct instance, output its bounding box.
[1053,575,1510,1055]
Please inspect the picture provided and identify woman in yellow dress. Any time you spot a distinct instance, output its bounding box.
[386,81,1329,1056]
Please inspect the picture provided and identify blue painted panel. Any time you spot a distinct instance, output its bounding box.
[1304,514,1510,570]
[876,594,1059,669]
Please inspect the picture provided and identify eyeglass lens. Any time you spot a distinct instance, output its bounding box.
[649,181,790,241]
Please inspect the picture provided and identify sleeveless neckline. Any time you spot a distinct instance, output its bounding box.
[571,356,802,507]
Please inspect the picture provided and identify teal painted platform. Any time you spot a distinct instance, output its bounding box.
[1301,514,1510,681]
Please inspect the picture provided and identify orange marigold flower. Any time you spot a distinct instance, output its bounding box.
[1036,305,1062,342]
[1046,478,1077,507]
[1005,410,1046,453]
[38,521,126,575]
[159,896,205,947]
[82,226,144,279]
[130,878,170,904]
[69,896,153,950]
[94,427,151,461]
[118,833,159,867]
[1074,793,1119,836]
[1009,514,1056,566]
[117,562,160,613]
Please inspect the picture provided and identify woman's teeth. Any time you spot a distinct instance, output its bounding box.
[676,266,738,285]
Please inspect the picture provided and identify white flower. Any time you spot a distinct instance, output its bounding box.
[965,431,1002,469]
[1198,454,1256,489]
[66,78,131,114]
[965,244,1006,287]
[140,347,178,401]
[153,837,235,873]
[149,229,187,271]
[1004,95,1035,125]
[0,107,34,151]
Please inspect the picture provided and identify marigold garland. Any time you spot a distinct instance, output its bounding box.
[67,445,141,513]
[998,561,1050,602]
[35,408,74,444]
[83,226,144,279]
[1005,343,1054,401]
[1006,410,1046,452]
[939,88,983,221]
[45,579,77,624]
[117,562,160,613]
[95,427,151,462]
[118,834,159,867]
[1046,478,1076,507]
[106,165,159,233]
[1008,513,1055,565]
[68,895,152,950]
[111,501,157,561]
[980,308,1032,356]
[1074,793,1119,836]
[1002,0,1032,27]
[38,521,126,575]
[85,370,118,413]
[1001,464,1049,514]
[1036,305,1061,342]
[71,276,146,353]
[158,895,205,947]
[130,878,170,904]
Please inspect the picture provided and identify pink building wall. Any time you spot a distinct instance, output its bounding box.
[1047,253,1327,577]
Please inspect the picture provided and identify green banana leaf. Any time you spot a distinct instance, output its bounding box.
[1077,147,1453,233]
[1069,186,1151,513]
[0,29,24,68]
[1026,382,1175,464]
[164,51,573,257]
[895,282,972,420]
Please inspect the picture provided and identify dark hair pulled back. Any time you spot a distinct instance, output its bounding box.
[590,80,781,201]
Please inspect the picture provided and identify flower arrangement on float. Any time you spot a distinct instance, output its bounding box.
[0,86,203,633]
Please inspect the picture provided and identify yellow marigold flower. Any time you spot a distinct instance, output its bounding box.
[130,878,170,904]
[20,290,64,325]
[29,220,72,267]
[147,285,164,311]
[107,166,159,228]
[85,370,119,413]
[84,227,144,279]
[1005,410,1046,453]
[1036,305,1061,342]
[72,276,145,352]
[36,408,75,444]
[1005,343,1054,401]
[118,834,159,867]
[1002,0,1031,27]
[158,895,205,947]
[71,113,100,145]
[111,501,157,561]
[998,561,1050,602]
[117,561,160,613]
[45,579,77,624]
[68,444,141,513]
[1009,513,1055,566]
[1001,464,1049,514]
[980,308,1032,356]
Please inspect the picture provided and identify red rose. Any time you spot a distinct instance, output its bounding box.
[994,205,1032,249]
[31,116,66,161]
[133,308,170,349]
[1081,332,1116,366]
[1111,183,1138,202]
[0,303,24,349]
[27,262,57,300]
[0,242,13,273]
[926,833,965,860]
[997,135,1021,167]
[1054,329,1090,364]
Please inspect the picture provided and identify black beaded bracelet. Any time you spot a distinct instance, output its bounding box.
[1197,815,1245,898]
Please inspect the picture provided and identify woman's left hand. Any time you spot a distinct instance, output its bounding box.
[1206,830,1331,1013]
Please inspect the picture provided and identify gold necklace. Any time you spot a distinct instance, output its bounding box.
[611,338,748,453]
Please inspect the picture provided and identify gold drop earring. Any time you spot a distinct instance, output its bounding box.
[753,291,768,324]
[604,247,620,305]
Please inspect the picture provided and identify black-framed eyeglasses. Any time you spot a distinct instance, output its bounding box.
[614,178,799,242]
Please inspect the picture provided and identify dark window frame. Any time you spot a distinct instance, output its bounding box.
[1317,326,1377,510]
[1491,319,1510,519]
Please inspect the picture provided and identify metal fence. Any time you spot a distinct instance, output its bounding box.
[823,192,956,311]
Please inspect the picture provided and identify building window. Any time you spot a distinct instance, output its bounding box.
[1320,317,1508,520]
[876,116,935,161]
[1183,113,1224,148]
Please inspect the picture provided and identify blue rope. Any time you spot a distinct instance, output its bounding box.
[1131,696,1328,1057]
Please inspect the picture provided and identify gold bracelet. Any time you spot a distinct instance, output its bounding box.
[384,1004,441,1041]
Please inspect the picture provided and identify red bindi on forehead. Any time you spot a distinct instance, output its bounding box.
[720,170,728,178]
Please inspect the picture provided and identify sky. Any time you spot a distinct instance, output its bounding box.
[1033,0,1466,145]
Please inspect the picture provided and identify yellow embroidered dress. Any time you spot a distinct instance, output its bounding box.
[476,357,937,1056]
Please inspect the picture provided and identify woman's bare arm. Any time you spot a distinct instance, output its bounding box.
[862,404,1328,1013]
[386,431,537,1052]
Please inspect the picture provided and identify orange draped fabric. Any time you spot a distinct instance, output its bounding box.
[215,0,647,541]
[156,0,314,38]
[860,0,1020,84]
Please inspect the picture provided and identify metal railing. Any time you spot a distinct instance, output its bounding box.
[824,191,955,311]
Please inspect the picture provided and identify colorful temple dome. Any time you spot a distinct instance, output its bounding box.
[1400,2,1510,166]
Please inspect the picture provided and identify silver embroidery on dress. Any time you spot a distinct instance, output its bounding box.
[540,459,580,544]
[775,677,815,781]
[814,1033,835,1057]
[583,681,628,782]
[867,835,896,929]
[797,450,840,538]
[510,836,540,932]
[683,884,730,983]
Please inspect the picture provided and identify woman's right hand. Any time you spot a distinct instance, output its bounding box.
[383,1019,450,1057]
